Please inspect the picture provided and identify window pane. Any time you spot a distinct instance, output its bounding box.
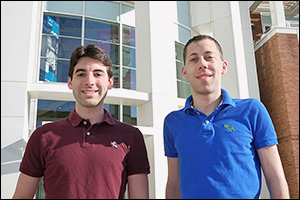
[123,106,137,125]
[112,66,120,88]
[39,58,57,82]
[176,61,186,82]
[175,42,184,62]
[41,35,81,59]
[37,100,75,127]
[39,58,69,83]
[104,104,120,121]
[122,25,135,47]
[177,81,191,99]
[123,46,136,68]
[122,4,135,26]
[85,1,120,22]
[85,18,120,43]
[177,1,190,27]
[43,14,82,37]
[123,68,136,90]
[84,40,120,66]
[44,1,83,15]
[178,26,191,44]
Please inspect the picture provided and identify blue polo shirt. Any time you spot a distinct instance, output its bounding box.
[163,88,278,199]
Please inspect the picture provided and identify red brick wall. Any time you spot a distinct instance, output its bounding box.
[255,32,299,199]
[250,12,263,43]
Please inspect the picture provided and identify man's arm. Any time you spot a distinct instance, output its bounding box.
[127,173,149,199]
[166,157,180,199]
[257,145,290,199]
[12,172,42,199]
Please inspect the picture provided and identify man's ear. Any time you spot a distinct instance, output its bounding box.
[221,60,228,75]
[181,66,188,79]
[108,77,114,90]
[67,76,73,89]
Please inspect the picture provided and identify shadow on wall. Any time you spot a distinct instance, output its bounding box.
[1,139,24,175]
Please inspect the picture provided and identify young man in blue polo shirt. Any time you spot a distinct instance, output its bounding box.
[164,35,289,199]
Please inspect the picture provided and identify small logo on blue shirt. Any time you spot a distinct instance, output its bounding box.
[224,124,235,132]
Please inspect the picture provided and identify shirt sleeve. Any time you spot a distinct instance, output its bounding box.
[250,99,278,150]
[126,128,150,176]
[19,126,45,177]
[163,114,178,158]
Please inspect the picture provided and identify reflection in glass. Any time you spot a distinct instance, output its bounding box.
[41,35,81,59]
[177,1,190,27]
[176,61,186,82]
[123,68,136,90]
[175,42,184,62]
[122,25,135,47]
[178,26,191,44]
[85,1,120,22]
[85,18,120,44]
[43,14,82,37]
[122,46,136,68]
[123,106,137,125]
[177,81,191,99]
[40,58,69,83]
[37,100,121,126]
[112,66,120,88]
[44,1,83,15]
[104,104,120,121]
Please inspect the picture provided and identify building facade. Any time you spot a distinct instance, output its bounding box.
[1,1,298,199]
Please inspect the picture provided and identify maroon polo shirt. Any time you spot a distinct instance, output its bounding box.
[20,109,150,199]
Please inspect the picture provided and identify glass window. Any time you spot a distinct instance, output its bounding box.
[178,26,191,45]
[41,1,136,90]
[123,46,136,68]
[44,1,83,15]
[123,106,137,125]
[122,25,135,47]
[43,14,82,38]
[177,1,190,27]
[177,81,192,99]
[123,68,136,90]
[85,1,120,22]
[175,42,191,98]
[85,18,120,44]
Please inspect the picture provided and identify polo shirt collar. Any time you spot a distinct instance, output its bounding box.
[183,88,236,114]
[68,108,116,127]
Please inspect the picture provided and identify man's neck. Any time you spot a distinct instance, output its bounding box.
[75,105,105,124]
[192,91,223,116]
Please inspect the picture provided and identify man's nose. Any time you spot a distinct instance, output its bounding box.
[198,57,208,69]
[85,74,95,86]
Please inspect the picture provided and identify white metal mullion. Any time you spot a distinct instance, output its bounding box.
[119,2,123,91]
[81,1,85,46]
[119,2,123,122]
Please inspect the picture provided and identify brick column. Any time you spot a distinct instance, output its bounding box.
[255,32,299,199]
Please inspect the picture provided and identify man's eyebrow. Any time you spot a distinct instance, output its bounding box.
[74,68,105,73]
[188,51,214,57]
[75,68,86,74]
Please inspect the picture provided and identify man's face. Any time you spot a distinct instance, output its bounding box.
[68,57,113,109]
[182,39,228,96]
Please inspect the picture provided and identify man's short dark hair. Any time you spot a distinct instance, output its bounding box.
[183,34,224,64]
[68,44,113,80]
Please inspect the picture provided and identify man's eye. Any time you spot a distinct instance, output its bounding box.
[77,73,85,77]
[95,73,103,77]
[205,56,213,60]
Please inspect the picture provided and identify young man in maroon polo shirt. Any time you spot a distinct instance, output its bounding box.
[13,44,150,199]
